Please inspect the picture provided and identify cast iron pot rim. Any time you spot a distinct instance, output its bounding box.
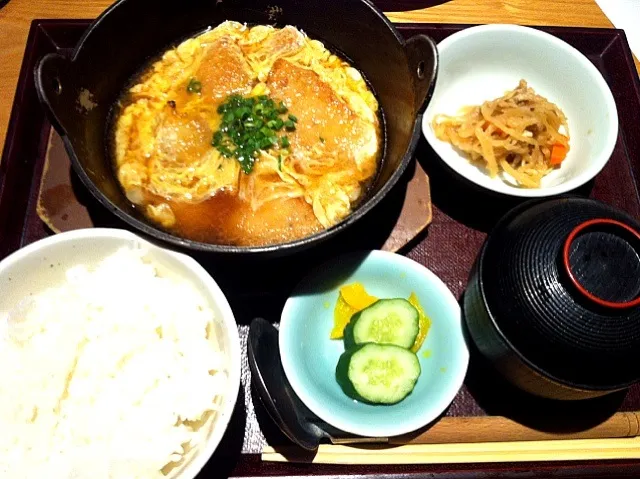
[475,195,640,393]
[59,0,424,255]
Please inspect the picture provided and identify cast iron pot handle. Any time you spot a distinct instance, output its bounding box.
[35,52,74,136]
[405,34,438,114]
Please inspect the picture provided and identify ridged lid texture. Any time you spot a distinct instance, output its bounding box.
[480,197,640,389]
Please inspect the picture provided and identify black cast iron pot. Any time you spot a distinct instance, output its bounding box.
[34,0,437,255]
[464,197,640,401]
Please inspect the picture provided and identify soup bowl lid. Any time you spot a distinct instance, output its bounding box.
[477,197,640,391]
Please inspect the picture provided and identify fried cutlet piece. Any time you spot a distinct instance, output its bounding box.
[266,59,378,176]
[253,26,305,59]
[195,36,255,101]
[154,113,212,167]
[149,108,238,199]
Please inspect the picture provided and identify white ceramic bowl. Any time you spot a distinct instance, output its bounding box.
[422,24,618,197]
[0,229,241,479]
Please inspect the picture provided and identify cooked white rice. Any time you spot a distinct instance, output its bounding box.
[0,247,227,478]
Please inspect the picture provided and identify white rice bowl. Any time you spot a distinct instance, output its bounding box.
[0,229,241,479]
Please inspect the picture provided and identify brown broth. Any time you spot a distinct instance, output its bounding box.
[163,192,323,247]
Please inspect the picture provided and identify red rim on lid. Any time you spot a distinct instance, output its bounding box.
[562,218,640,310]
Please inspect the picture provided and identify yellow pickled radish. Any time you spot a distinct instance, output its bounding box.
[408,292,431,352]
[330,294,358,339]
[330,282,378,339]
[339,282,378,310]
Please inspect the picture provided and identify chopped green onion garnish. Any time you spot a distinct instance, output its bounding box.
[267,119,284,129]
[236,107,251,120]
[186,78,202,94]
[211,94,299,174]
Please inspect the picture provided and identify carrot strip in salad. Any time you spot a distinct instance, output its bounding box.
[550,143,568,165]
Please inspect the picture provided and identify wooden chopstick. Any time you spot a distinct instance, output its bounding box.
[263,437,640,464]
[262,412,640,464]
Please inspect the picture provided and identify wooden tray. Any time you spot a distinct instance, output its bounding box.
[2,20,640,478]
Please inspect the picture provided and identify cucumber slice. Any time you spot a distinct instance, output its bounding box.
[341,343,421,404]
[351,298,419,349]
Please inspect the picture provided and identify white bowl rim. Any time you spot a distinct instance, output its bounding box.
[422,23,619,198]
[279,249,470,438]
[0,228,241,478]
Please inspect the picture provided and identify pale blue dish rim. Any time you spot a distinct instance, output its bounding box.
[279,250,470,438]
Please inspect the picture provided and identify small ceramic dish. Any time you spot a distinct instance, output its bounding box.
[422,24,618,197]
[279,250,469,438]
[464,197,640,400]
[0,229,241,478]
